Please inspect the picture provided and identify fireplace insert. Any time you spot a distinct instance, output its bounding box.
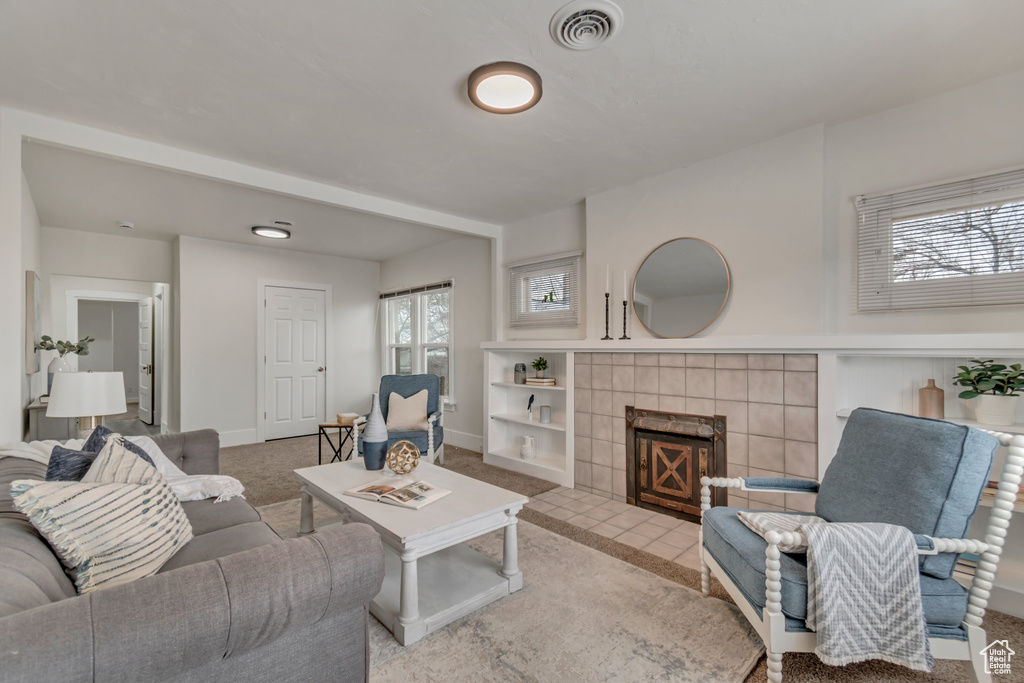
[625,408,726,521]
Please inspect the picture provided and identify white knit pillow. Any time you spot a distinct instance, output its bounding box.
[385,390,430,431]
[11,438,193,594]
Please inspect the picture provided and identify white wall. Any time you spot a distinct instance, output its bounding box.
[501,202,587,341]
[77,300,114,372]
[379,235,492,451]
[76,300,140,401]
[825,69,1024,334]
[21,173,45,415]
[497,69,1024,343]
[42,226,173,284]
[585,125,825,340]
[177,236,380,446]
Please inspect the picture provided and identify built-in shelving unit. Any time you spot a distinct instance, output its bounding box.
[484,350,574,487]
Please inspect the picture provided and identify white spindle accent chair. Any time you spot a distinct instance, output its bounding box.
[699,407,1022,683]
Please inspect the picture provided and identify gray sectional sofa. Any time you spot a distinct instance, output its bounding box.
[0,429,385,683]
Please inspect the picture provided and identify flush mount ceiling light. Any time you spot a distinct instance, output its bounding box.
[251,224,291,239]
[468,62,542,114]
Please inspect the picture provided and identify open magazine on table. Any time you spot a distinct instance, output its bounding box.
[344,476,451,509]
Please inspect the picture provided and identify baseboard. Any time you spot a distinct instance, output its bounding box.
[445,428,483,453]
[217,428,259,448]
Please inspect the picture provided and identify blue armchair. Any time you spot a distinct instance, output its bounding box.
[699,408,1021,683]
[358,374,444,464]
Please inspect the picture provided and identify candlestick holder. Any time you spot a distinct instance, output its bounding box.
[602,292,613,340]
[619,300,630,340]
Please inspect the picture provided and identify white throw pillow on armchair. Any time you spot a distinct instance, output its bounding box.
[385,390,430,431]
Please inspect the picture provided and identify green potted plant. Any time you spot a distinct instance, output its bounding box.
[35,335,95,394]
[952,359,1023,426]
[532,356,548,379]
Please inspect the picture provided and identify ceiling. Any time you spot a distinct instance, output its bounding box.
[3,1,1024,226]
[22,142,463,261]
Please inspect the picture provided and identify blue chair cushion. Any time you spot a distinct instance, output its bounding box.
[379,374,440,420]
[358,425,443,458]
[815,408,997,579]
[702,507,969,634]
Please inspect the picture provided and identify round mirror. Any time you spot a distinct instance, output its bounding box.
[633,238,731,338]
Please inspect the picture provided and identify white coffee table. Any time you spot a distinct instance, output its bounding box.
[293,460,527,645]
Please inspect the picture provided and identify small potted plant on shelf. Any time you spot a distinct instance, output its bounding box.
[532,356,548,379]
[952,359,1022,426]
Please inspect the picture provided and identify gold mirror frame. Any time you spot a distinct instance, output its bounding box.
[632,238,731,339]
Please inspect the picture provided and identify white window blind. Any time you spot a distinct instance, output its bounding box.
[508,252,581,327]
[856,167,1024,311]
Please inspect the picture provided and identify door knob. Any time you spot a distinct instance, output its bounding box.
[318,366,325,372]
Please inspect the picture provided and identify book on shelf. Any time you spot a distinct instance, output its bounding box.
[525,378,556,386]
[344,477,451,509]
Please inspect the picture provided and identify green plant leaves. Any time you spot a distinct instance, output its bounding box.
[952,358,1023,397]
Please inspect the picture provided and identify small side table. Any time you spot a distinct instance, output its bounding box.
[27,400,78,441]
[318,420,357,464]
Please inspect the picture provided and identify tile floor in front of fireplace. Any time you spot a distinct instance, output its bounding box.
[527,487,703,570]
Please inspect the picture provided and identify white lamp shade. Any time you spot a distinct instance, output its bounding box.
[46,372,127,418]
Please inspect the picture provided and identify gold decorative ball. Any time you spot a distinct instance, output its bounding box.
[386,440,421,475]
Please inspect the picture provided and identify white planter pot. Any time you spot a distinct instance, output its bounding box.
[972,394,1019,426]
[46,355,72,394]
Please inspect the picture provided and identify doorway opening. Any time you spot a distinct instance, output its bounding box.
[64,281,170,437]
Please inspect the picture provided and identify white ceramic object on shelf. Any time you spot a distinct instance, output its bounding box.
[46,355,71,394]
[520,435,536,460]
[973,394,1019,426]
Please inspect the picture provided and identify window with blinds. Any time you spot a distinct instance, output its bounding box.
[856,168,1024,311]
[508,252,581,327]
[380,280,452,399]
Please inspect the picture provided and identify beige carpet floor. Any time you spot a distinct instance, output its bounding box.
[241,442,1024,682]
[259,498,765,682]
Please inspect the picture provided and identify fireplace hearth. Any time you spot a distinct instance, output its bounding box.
[625,408,727,521]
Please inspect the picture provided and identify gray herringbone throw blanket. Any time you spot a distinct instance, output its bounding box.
[739,513,933,671]
[806,522,933,671]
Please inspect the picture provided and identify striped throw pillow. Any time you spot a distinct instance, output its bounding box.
[11,438,193,594]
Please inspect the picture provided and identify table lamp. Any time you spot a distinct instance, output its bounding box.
[47,371,127,438]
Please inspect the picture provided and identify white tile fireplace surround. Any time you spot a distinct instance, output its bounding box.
[574,353,818,512]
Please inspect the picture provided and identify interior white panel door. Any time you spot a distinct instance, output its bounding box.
[265,286,326,439]
[137,297,154,425]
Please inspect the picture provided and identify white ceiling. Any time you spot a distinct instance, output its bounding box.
[3,1,1024,226]
[22,141,464,261]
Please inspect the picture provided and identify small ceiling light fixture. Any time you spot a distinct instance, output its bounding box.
[251,225,291,239]
[468,62,542,114]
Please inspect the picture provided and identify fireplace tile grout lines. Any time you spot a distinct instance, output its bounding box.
[525,487,704,568]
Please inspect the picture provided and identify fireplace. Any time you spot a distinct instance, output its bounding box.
[625,407,727,521]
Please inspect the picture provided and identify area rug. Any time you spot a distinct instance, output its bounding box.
[249,447,1024,683]
[258,497,765,682]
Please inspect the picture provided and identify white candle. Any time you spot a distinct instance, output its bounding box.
[605,264,610,294]
[623,270,628,301]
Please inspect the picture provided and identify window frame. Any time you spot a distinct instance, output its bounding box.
[381,281,454,405]
[507,251,582,328]
[856,168,1024,312]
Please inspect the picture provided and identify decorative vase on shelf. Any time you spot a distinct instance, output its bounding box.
[514,363,527,385]
[535,369,545,379]
[918,379,944,419]
[520,435,535,460]
[362,393,388,470]
[972,394,1018,426]
[46,355,72,394]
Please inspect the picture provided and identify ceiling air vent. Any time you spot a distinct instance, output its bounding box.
[550,0,623,51]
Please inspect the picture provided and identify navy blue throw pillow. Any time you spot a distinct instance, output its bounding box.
[45,445,99,482]
[82,425,154,466]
